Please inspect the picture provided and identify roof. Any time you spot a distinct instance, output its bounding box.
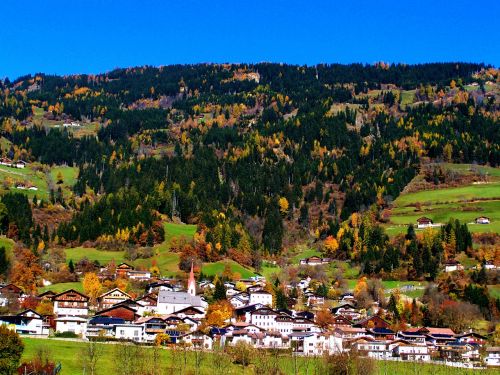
[53,289,89,301]
[157,290,203,306]
[369,327,395,334]
[417,217,433,223]
[89,316,125,325]
[421,327,455,336]
[55,316,87,322]
[98,288,131,299]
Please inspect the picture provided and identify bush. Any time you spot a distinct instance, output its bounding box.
[0,325,24,374]
[54,331,79,338]
[229,341,254,366]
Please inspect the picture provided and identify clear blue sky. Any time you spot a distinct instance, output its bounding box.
[1,0,498,79]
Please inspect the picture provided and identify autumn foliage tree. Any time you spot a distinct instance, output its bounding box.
[10,249,43,294]
[83,272,102,305]
[205,300,233,327]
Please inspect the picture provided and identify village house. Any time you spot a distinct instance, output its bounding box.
[53,289,89,317]
[250,307,279,330]
[179,330,214,349]
[331,303,361,321]
[55,316,88,336]
[440,341,481,362]
[351,338,393,359]
[334,326,369,340]
[0,309,48,335]
[299,256,331,266]
[485,347,500,366]
[228,292,249,308]
[416,217,433,229]
[354,315,390,329]
[392,341,430,361]
[0,283,25,307]
[444,259,464,272]
[114,323,145,342]
[248,290,273,307]
[475,216,490,224]
[115,263,135,278]
[95,303,139,322]
[86,316,125,339]
[97,288,131,310]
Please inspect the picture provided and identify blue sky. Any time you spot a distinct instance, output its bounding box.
[1,0,498,79]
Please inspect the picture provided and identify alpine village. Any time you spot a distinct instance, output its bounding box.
[0,63,499,375]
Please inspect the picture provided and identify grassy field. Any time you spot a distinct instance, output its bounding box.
[386,164,500,236]
[38,281,84,294]
[20,337,492,375]
[202,260,255,279]
[65,247,125,265]
[0,164,49,199]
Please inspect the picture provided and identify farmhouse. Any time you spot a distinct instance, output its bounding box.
[299,256,331,266]
[485,347,500,366]
[475,216,490,224]
[156,290,205,314]
[416,217,433,229]
[444,259,464,272]
[0,309,47,335]
[55,316,88,336]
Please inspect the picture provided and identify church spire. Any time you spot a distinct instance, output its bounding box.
[187,261,196,296]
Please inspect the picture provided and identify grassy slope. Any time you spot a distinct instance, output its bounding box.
[20,338,492,375]
[0,164,49,199]
[386,164,500,236]
[201,260,255,279]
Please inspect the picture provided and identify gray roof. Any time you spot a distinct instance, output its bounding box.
[157,290,202,306]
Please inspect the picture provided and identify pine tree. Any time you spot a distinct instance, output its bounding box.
[0,246,9,276]
[275,288,288,310]
[68,259,75,273]
[213,278,226,301]
[262,203,283,255]
[388,294,400,321]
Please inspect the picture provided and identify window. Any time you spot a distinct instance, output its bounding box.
[120,330,125,335]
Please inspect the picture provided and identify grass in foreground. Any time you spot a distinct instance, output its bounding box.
[20,337,493,375]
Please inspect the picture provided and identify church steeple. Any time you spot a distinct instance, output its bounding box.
[187,261,196,296]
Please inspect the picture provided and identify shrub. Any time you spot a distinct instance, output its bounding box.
[54,331,79,338]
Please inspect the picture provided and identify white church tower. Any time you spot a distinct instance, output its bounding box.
[187,262,196,296]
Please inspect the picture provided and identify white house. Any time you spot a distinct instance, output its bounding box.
[352,339,392,359]
[55,316,88,336]
[250,308,279,330]
[444,260,464,273]
[249,290,273,307]
[0,310,48,335]
[393,342,430,361]
[114,323,144,342]
[475,216,490,225]
[485,347,500,366]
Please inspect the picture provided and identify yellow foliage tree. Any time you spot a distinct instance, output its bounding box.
[83,272,102,305]
[278,197,289,215]
[324,235,339,254]
[205,300,234,327]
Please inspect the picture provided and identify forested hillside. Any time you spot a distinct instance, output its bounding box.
[0,62,498,290]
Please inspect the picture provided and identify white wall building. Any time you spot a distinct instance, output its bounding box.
[249,291,273,307]
[55,316,88,336]
[114,323,144,342]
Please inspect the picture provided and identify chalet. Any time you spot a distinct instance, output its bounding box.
[439,341,481,362]
[55,316,87,336]
[115,263,134,278]
[0,310,47,335]
[397,330,427,344]
[416,217,433,229]
[475,216,490,224]
[444,259,464,272]
[393,341,430,361]
[0,283,23,297]
[485,347,500,366]
[295,311,315,320]
[367,327,396,340]
[334,326,369,340]
[37,290,56,300]
[97,288,131,310]
[248,290,273,307]
[175,306,206,320]
[455,330,487,345]
[354,315,390,329]
[331,315,352,327]
[331,303,361,321]
[234,303,264,322]
[0,157,12,166]
[156,290,205,314]
[53,289,89,317]
[95,304,139,322]
[351,338,392,359]
[418,327,456,348]
[180,330,213,349]
[135,293,157,309]
[228,292,249,308]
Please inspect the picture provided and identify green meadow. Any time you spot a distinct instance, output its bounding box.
[19,337,493,375]
[386,164,500,236]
